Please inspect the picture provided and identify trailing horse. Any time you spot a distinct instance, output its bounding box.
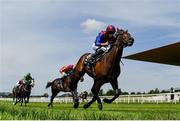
[46,74,84,108]
[72,28,134,110]
[12,79,35,106]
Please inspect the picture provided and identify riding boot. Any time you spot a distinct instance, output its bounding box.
[86,49,104,69]
[60,76,66,88]
[61,73,70,87]
[59,81,63,89]
[86,55,95,69]
[91,49,104,63]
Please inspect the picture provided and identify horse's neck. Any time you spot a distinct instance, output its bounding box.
[25,85,31,91]
[105,38,123,66]
[115,46,123,64]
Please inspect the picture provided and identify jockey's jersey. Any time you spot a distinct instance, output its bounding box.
[95,31,115,46]
[24,75,33,81]
[60,64,74,73]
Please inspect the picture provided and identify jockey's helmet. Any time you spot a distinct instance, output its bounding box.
[27,73,31,76]
[106,25,116,34]
[19,80,24,84]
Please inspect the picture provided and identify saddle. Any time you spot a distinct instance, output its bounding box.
[58,73,72,89]
[57,78,64,88]
[85,50,106,68]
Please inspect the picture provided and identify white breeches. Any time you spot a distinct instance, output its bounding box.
[92,43,111,52]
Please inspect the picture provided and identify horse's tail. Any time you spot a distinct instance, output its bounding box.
[46,81,53,89]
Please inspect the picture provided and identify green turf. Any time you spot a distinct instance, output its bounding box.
[0,101,180,120]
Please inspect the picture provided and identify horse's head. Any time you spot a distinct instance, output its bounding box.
[114,28,134,47]
[30,79,35,88]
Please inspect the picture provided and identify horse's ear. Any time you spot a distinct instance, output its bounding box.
[126,30,128,32]
[117,28,120,31]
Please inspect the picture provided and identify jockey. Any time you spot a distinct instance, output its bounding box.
[59,64,74,78]
[86,25,116,68]
[59,64,74,88]
[23,73,34,88]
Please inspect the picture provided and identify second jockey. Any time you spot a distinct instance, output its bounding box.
[85,25,116,68]
[59,64,74,88]
[15,79,25,92]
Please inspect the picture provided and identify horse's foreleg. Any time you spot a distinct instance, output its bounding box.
[103,80,121,104]
[25,94,30,104]
[83,96,96,109]
[83,82,102,110]
[24,97,27,106]
[27,96,30,103]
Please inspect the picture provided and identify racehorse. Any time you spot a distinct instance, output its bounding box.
[12,79,35,106]
[72,28,134,110]
[46,75,84,108]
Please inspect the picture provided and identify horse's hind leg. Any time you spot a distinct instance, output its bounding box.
[103,79,121,104]
[83,81,102,110]
[20,95,24,106]
[48,92,58,107]
[24,97,28,106]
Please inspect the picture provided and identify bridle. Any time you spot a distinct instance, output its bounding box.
[112,30,134,48]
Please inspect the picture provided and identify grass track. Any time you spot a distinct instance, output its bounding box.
[0,101,180,120]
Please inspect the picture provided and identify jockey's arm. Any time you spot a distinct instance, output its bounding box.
[30,76,33,80]
[101,41,109,46]
[95,35,108,46]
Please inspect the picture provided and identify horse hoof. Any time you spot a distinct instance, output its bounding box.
[103,98,111,104]
[48,104,51,107]
[73,102,79,108]
[98,104,103,110]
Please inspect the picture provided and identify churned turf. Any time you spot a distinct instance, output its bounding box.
[0,100,180,120]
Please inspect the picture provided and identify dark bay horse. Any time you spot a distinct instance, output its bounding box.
[46,75,84,108]
[12,79,35,106]
[72,28,134,110]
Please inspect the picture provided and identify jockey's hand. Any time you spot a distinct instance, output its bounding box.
[101,41,109,46]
